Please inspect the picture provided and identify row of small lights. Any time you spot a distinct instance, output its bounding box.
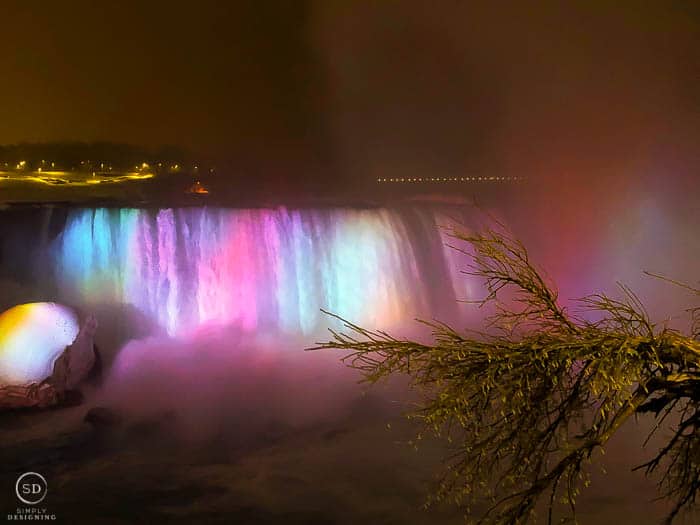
[2,161,193,172]
[377,176,524,183]
[0,159,214,188]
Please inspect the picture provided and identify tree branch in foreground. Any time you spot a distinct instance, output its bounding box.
[312,226,700,525]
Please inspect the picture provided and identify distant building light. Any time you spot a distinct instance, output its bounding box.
[186,181,209,195]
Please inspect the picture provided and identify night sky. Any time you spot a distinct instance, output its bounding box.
[1,1,698,183]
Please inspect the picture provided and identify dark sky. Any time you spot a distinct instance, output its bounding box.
[1,1,697,180]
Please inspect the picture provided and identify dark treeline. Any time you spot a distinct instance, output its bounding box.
[0,142,191,170]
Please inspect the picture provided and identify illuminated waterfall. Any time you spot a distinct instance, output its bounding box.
[52,207,471,336]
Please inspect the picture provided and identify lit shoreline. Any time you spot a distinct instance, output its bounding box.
[0,171,154,186]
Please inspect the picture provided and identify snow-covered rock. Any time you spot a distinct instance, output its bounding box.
[0,302,97,409]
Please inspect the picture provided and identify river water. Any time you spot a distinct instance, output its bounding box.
[0,196,697,523]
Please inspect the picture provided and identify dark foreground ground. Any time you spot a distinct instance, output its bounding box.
[1,385,699,525]
[0,387,461,525]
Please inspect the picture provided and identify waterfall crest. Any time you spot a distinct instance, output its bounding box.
[53,207,472,336]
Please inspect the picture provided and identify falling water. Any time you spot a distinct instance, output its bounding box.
[51,207,473,337]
